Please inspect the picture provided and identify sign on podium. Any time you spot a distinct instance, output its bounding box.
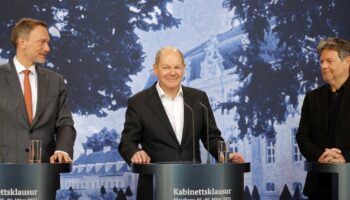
[132,162,250,200]
[0,163,71,200]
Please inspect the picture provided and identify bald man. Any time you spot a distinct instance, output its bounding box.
[118,46,244,200]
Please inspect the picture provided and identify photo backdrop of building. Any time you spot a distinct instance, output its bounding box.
[0,0,349,199]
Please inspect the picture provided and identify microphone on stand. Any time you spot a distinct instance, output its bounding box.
[199,102,210,164]
[184,102,196,163]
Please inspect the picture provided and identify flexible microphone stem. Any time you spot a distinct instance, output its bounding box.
[184,102,196,163]
[199,102,210,164]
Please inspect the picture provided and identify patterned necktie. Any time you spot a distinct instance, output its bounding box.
[23,70,33,124]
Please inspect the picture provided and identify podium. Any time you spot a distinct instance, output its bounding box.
[0,163,71,200]
[132,162,250,200]
[304,162,350,200]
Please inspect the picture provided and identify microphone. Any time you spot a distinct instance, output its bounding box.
[199,102,210,164]
[184,102,196,163]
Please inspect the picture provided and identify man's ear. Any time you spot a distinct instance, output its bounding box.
[153,64,158,75]
[17,37,26,49]
[345,56,350,69]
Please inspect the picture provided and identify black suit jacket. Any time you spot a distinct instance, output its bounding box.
[296,79,350,197]
[0,59,76,163]
[118,83,223,200]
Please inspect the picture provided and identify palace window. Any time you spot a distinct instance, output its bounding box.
[292,128,303,162]
[266,139,275,164]
[209,96,216,109]
[293,182,302,192]
[266,182,275,192]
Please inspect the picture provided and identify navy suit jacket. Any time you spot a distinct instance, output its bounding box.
[297,78,350,196]
[118,83,223,200]
[0,58,76,163]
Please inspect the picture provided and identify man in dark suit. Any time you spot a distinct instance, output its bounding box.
[118,46,245,200]
[0,18,76,163]
[297,37,350,200]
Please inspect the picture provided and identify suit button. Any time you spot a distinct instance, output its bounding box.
[29,129,33,134]
[178,149,182,153]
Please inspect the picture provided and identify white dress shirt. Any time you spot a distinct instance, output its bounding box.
[14,56,38,118]
[156,82,184,144]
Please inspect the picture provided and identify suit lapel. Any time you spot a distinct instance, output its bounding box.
[31,66,48,126]
[5,61,30,126]
[146,84,179,144]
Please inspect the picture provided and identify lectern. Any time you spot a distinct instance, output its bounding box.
[132,162,250,200]
[304,162,350,200]
[0,163,71,200]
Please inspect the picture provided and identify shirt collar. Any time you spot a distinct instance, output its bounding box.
[156,81,183,98]
[13,56,36,75]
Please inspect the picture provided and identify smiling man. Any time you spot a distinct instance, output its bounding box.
[0,18,76,163]
[118,46,245,200]
[297,37,350,200]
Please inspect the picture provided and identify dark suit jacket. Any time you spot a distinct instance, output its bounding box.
[0,58,76,163]
[296,79,350,197]
[118,83,223,200]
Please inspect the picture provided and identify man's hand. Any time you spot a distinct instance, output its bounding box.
[131,150,151,164]
[50,152,72,163]
[318,148,346,163]
[219,152,245,163]
[229,152,245,163]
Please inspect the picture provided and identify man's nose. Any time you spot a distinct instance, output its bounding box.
[44,43,50,52]
[169,68,176,74]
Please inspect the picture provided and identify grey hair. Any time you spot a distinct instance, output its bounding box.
[317,37,350,60]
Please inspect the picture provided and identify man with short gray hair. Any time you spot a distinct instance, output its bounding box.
[119,46,245,200]
[297,37,350,199]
